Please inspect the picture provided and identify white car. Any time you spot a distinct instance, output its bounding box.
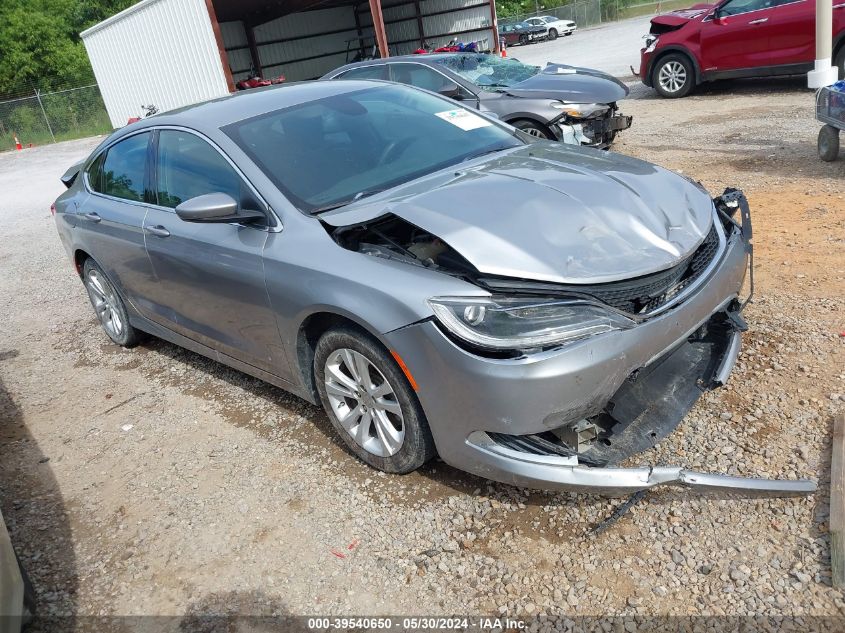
[524,16,577,40]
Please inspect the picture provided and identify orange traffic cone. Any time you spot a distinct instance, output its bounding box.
[14,134,22,150]
[501,47,507,58]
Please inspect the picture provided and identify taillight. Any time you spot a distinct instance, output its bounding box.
[50,203,56,216]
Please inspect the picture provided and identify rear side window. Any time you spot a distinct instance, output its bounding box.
[99,132,150,202]
[338,65,388,80]
[85,152,105,192]
[155,130,242,208]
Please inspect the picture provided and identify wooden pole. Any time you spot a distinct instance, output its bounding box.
[831,413,845,587]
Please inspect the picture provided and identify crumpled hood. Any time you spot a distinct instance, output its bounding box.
[322,144,714,285]
[651,4,714,27]
[502,63,629,104]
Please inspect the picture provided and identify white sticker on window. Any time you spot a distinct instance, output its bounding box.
[435,109,492,131]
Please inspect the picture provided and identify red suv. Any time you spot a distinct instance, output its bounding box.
[639,0,845,98]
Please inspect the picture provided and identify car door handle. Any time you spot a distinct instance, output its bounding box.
[144,225,170,238]
[748,17,768,24]
[82,212,101,222]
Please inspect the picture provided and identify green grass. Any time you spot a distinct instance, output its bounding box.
[617,0,694,19]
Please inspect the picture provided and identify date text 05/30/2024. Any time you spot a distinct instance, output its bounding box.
[306,617,526,630]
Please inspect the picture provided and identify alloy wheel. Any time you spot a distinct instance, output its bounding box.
[85,269,124,339]
[524,127,549,138]
[323,348,405,457]
[658,60,687,94]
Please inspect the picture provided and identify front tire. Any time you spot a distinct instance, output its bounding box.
[314,326,436,474]
[548,28,558,40]
[519,34,528,46]
[835,46,845,80]
[512,119,553,139]
[652,53,694,98]
[82,259,142,347]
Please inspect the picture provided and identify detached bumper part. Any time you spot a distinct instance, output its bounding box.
[468,431,817,496]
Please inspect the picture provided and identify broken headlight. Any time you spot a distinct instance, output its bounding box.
[428,296,636,350]
[644,35,658,53]
[551,102,609,119]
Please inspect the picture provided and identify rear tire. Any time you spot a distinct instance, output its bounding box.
[652,53,695,98]
[818,125,840,162]
[82,259,143,347]
[314,326,436,474]
[548,28,558,40]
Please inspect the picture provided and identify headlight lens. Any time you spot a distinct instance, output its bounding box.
[644,35,658,53]
[550,102,610,119]
[428,296,636,350]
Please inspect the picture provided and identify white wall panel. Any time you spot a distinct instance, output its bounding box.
[81,0,230,128]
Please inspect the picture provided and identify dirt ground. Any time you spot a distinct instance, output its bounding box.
[1,76,844,631]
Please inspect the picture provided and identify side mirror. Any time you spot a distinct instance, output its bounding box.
[712,9,727,24]
[175,192,265,223]
[439,81,466,100]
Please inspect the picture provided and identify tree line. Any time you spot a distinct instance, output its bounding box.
[0,0,134,97]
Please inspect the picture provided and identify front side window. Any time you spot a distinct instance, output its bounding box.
[99,132,150,202]
[435,54,540,91]
[719,0,774,15]
[390,63,455,93]
[155,130,242,209]
[338,65,389,80]
[225,84,521,213]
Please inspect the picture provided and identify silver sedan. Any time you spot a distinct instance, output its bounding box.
[53,80,814,496]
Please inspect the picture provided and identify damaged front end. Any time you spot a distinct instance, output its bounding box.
[331,188,815,496]
[551,102,633,149]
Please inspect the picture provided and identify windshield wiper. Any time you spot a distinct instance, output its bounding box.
[311,189,385,215]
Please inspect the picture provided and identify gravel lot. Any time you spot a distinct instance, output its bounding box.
[1,74,844,630]
[508,16,651,78]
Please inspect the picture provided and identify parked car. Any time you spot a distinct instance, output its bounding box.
[53,81,815,495]
[640,0,845,98]
[323,53,632,148]
[523,15,577,39]
[498,21,548,46]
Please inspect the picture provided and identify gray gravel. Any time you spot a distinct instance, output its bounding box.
[0,76,843,626]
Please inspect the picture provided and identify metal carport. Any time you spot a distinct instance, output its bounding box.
[214,0,501,86]
[82,0,500,127]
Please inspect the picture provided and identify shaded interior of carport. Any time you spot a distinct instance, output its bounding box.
[208,0,500,89]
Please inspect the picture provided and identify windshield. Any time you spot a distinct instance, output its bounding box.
[224,84,522,213]
[434,54,540,91]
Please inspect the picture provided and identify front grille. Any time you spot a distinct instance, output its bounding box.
[579,220,722,316]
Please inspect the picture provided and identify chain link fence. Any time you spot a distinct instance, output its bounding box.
[500,0,691,28]
[0,84,113,152]
[501,0,603,29]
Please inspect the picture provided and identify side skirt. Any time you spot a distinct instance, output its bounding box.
[128,314,314,404]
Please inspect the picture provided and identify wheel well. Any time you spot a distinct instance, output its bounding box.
[296,312,379,402]
[650,49,699,84]
[73,249,90,276]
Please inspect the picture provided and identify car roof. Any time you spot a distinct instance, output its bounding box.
[116,80,385,134]
[326,52,494,74]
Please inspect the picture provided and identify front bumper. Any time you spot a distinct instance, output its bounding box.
[386,207,816,496]
[640,48,655,87]
[553,113,632,149]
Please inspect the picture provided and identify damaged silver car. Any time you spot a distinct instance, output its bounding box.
[53,80,815,496]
